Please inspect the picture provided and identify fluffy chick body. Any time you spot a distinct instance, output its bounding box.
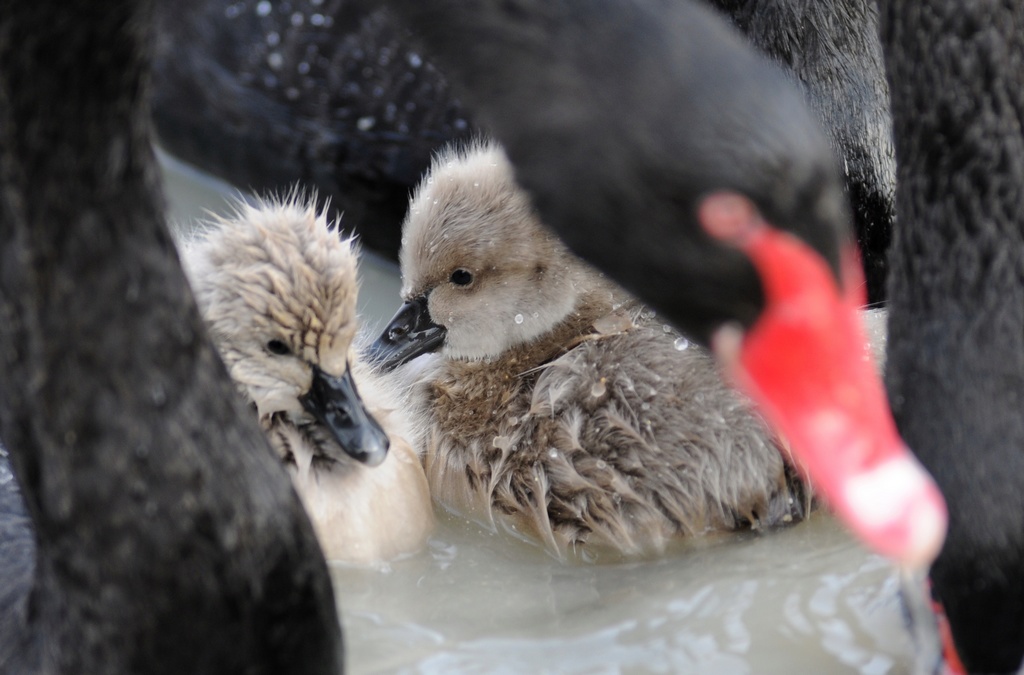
[182,196,433,565]
[391,143,808,560]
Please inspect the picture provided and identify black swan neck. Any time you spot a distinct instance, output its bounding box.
[0,1,342,672]
[880,3,1024,672]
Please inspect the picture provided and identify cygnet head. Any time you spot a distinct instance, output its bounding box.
[372,141,583,368]
[183,196,389,465]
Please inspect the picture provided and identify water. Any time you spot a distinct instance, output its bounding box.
[161,152,912,674]
[331,514,911,674]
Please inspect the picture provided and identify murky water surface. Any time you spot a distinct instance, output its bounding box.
[332,514,911,674]
[162,153,912,675]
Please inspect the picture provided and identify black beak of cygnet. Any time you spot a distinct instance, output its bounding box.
[299,364,390,466]
[368,295,447,372]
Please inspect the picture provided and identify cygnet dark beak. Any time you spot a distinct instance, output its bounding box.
[367,295,447,372]
[299,364,389,466]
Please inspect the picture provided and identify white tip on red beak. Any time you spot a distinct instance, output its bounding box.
[841,453,947,568]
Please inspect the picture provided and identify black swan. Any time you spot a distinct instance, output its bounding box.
[151,0,896,303]
[880,2,1024,672]
[0,1,342,672]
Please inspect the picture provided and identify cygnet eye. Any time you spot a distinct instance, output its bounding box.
[266,339,291,356]
[450,268,474,287]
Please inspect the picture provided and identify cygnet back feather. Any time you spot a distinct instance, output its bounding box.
[380,142,809,561]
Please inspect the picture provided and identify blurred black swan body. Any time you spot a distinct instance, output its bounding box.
[707,0,895,305]
[0,1,343,672]
[880,2,1024,672]
[152,0,474,256]
[152,0,894,303]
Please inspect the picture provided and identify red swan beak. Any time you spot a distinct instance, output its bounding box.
[700,193,947,569]
[932,599,968,675]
